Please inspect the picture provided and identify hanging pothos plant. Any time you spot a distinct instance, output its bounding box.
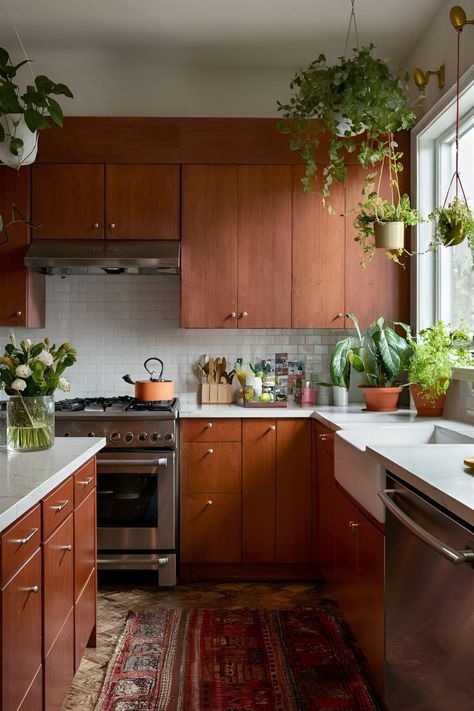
[429,195,474,267]
[277,44,417,201]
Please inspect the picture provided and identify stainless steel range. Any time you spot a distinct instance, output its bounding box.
[55,396,179,586]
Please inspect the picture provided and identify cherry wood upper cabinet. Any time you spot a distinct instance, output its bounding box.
[31,163,180,240]
[237,166,292,328]
[0,166,45,327]
[105,164,180,239]
[181,165,238,328]
[31,164,105,239]
[292,168,345,328]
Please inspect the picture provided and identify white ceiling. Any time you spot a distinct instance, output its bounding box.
[1,0,448,70]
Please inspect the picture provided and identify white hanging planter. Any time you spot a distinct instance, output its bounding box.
[374,221,405,250]
[0,114,38,169]
[334,110,366,138]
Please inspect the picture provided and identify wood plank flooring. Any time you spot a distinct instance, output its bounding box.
[61,576,333,710]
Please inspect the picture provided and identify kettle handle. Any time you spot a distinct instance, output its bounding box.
[144,357,164,381]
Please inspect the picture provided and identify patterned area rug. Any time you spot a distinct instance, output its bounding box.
[95,607,382,710]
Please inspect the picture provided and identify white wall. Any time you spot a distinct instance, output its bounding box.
[403,0,474,115]
[0,276,347,405]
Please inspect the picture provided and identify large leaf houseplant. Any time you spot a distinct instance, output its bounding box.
[277,44,417,200]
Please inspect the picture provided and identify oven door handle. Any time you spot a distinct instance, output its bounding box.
[98,458,168,467]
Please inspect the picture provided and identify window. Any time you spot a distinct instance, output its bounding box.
[413,68,474,332]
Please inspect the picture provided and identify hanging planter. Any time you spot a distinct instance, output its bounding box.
[0,114,38,168]
[429,195,474,265]
[373,221,405,250]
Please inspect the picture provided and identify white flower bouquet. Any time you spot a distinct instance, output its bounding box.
[0,335,77,450]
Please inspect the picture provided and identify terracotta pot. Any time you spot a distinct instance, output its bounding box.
[374,221,405,250]
[410,384,447,417]
[361,386,402,412]
[122,357,175,401]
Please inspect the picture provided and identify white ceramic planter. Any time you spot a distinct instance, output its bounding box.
[331,385,349,407]
[374,221,405,250]
[0,114,38,168]
[334,111,365,138]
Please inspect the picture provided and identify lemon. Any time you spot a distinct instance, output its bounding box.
[259,393,272,402]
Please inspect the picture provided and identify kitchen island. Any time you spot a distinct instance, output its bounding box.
[0,437,105,711]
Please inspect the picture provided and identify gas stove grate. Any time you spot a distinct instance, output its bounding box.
[55,396,178,413]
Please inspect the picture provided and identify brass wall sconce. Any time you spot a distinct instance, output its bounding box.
[413,65,445,91]
[450,5,474,31]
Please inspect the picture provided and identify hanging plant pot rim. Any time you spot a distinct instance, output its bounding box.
[373,221,405,250]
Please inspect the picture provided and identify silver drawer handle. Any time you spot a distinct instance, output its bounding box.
[379,490,474,565]
[77,476,94,486]
[22,585,39,593]
[319,434,330,441]
[12,527,38,546]
[50,500,69,511]
[207,448,214,455]
[206,500,213,506]
[97,557,169,567]
[99,459,167,467]
[59,544,72,551]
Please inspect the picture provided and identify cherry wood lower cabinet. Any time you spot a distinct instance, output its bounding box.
[0,456,97,711]
[180,418,315,581]
[314,422,336,581]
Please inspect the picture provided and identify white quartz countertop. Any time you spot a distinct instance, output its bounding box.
[0,437,106,533]
[179,403,318,418]
[368,444,474,527]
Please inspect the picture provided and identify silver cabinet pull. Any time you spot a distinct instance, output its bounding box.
[319,434,330,441]
[60,544,72,551]
[22,585,39,593]
[109,223,116,229]
[379,489,474,565]
[97,557,169,567]
[240,311,248,318]
[207,448,214,455]
[206,422,213,429]
[206,500,213,506]
[50,500,69,511]
[12,527,38,546]
[99,459,167,467]
[337,312,344,318]
[93,222,99,229]
[77,476,94,486]
[230,312,237,319]
[349,521,359,533]
[267,425,276,432]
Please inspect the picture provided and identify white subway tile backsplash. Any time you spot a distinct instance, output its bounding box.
[0,274,350,403]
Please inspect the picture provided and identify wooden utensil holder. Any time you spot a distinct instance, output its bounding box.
[201,383,232,404]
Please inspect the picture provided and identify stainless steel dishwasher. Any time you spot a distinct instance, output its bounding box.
[379,476,474,711]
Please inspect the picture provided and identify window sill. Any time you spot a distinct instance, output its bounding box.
[452,367,474,382]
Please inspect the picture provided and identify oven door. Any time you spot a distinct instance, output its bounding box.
[96,450,175,551]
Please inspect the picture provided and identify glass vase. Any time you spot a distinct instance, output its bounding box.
[7,395,55,451]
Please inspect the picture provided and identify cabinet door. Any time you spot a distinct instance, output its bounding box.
[292,168,345,328]
[0,166,45,327]
[181,442,241,493]
[332,484,359,616]
[2,548,42,711]
[44,608,74,711]
[181,493,241,563]
[106,164,180,239]
[237,166,292,328]
[314,424,336,580]
[181,165,238,328]
[31,163,105,239]
[344,164,410,328]
[242,419,276,563]
[43,513,74,657]
[74,487,96,602]
[276,420,312,563]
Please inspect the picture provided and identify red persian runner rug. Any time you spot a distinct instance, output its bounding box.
[95,607,382,710]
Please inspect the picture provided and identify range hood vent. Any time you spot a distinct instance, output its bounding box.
[24,240,180,275]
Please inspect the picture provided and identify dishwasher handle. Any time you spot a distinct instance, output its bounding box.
[379,489,474,566]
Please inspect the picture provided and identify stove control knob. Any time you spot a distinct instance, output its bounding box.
[151,432,162,442]
[110,432,121,442]
[164,432,174,442]
[87,432,95,438]
[64,432,71,438]
[138,432,148,442]
[124,432,134,443]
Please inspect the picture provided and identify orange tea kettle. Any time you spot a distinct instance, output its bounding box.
[122,358,175,401]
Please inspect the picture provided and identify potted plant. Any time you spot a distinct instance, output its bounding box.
[0,46,73,170]
[0,334,77,451]
[347,313,413,412]
[407,321,474,416]
[429,196,474,267]
[324,331,360,406]
[277,44,417,199]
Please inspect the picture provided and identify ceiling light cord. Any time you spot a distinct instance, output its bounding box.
[1,0,36,81]
[344,0,359,57]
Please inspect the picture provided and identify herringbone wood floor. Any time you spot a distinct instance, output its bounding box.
[61,577,333,710]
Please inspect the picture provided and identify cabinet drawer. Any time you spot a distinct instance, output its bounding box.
[1,504,41,586]
[315,423,335,457]
[74,458,96,508]
[74,488,96,602]
[181,493,241,563]
[42,476,74,540]
[44,608,74,711]
[180,418,241,443]
[1,548,42,711]
[43,513,74,657]
[74,568,96,672]
[181,443,241,493]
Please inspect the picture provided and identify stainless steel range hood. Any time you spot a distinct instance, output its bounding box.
[24,240,180,275]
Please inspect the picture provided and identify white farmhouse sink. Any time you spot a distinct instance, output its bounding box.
[334,425,474,523]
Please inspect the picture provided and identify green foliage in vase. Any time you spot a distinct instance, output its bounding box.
[407,321,474,401]
[0,334,77,396]
[429,197,474,267]
[277,44,417,199]
[347,312,413,387]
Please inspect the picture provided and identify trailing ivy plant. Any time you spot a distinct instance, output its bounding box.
[429,196,474,267]
[277,44,417,200]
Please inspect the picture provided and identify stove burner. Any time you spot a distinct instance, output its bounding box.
[125,398,178,412]
[55,396,178,413]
